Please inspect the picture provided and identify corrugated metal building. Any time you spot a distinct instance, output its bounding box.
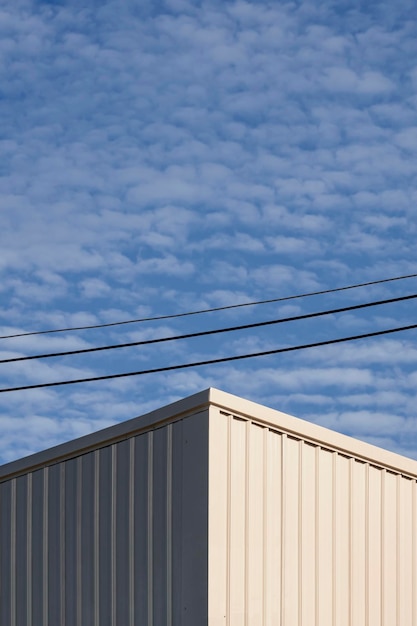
[1,387,416,625]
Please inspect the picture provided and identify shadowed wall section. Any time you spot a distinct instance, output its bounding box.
[0,412,209,626]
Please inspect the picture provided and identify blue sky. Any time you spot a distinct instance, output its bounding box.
[0,0,417,464]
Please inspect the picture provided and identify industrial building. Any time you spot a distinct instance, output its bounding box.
[1,387,416,625]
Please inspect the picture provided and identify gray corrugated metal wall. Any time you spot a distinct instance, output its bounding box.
[0,413,208,626]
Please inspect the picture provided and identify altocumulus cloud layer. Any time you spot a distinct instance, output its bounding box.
[0,0,417,463]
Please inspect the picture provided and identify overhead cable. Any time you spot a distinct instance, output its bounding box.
[1,271,417,340]
[0,292,416,364]
[0,322,416,393]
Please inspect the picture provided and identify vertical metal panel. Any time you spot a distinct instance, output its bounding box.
[166,424,173,626]
[0,410,209,625]
[246,424,264,625]
[207,409,229,625]
[264,429,281,626]
[26,472,33,626]
[229,417,247,626]
[317,448,333,626]
[367,465,382,625]
[128,438,135,626]
[10,478,16,626]
[382,471,397,625]
[42,468,48,626]
[334,454,350,626]
[351,460,366,626]
[15,475,28,626]
[282,436,300,625]
[175,409,209,624]
[171,421,183,625]
[97,445,112,626]
[0,479,11,626]
[48,463,62,624]
[152,427,168,625]
[300,442,315,626]
[413,480,417,626]
[115,439,131,625]
[64,457,77,626]
[146,432,153,626]
[208,410,417,626]
[399,477,413,625]
[132,431,149,624]
[93,450,100,626]
[81,452,95,624]
[31,469,45,625]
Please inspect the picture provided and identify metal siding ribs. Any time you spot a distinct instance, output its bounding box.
[0,412,209,626]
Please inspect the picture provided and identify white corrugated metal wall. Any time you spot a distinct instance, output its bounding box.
[1,388,416,626]
[208,409,417,626]
[0,412,209,626]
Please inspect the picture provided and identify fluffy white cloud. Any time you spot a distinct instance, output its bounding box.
[0,0,417,463]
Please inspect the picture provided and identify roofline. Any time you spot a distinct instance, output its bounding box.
[207,388,417,478]
[0,388,212,481]
[1,387,417,482]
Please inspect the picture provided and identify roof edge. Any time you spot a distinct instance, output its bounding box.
[0,388,212,481]
[2,387,417,482]
[207,388,417,478]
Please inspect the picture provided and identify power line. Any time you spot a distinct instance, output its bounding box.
[1,292,416,364]
[0,322,416,393]
[1,271,417,340]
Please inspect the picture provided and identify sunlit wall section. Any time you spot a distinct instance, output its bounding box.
[208,409,417,626]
